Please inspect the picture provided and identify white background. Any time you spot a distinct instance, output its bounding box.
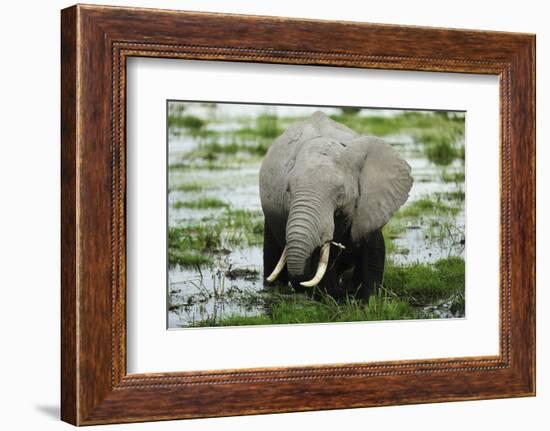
[0,0,546,430]
[127,58,500,373]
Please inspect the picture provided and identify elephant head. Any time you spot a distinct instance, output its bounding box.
[260,111,413,286]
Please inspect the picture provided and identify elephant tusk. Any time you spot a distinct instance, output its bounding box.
[300,242,331,287]
[266,246,288,282]
[331,241,346,250]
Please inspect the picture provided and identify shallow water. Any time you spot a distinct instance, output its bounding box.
[168,247,265,327]
[167,108,465,327]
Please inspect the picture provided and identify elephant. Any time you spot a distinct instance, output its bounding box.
[259,111,413,301]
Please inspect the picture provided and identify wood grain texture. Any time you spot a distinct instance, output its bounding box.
[60,4,536,425]
[60,5,78,425]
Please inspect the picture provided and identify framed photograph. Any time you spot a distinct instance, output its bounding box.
[61,4,535,425]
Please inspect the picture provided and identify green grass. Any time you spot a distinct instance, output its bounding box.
[171,181,206,192]
[441,170,466,183]
[436,190,465,202]
[361,293,419,320]
[417,130,465,166]
[192,290,419,327]
[234,114,283,139]
[457,145,466,163]
[169,113,282,162]
[330,111,464,136]
[168,251,213,267]
[413,129,465,166]
[169,160,246,171]
[170,110,466,170]
[203,314,273,326]
[256,114,283,138]
[340,107,363,115]
[424,141,458,166]
[173,197,228,209]
[189,255,465,327]
[181,255,465,326]
[168,114,205,131]
[448,191,465,201]
[185,138,270,160]
[220,208,264,237]
[395,198,460,219]
[383,198,463,259]
[329,113,401,136]
[383,219,407,237]
[382,220,407,255]
[168,207,264,267]
[167,108,466,324]
[329,111,465,166]
[424,219,464,244]
[383,257,465,307]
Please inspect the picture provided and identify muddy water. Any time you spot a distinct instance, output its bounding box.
[169,247,264,327]
[383,135,465,265]
[168,113,465,328]
[168,140,266,327]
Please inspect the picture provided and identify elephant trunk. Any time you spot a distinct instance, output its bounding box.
[285,188,332,281]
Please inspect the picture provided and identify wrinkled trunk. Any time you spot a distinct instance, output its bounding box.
[285,189,325,280]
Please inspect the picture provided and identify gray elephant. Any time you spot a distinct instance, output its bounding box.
[259,111,412,301]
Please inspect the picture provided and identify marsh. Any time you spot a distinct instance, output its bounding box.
[167,102,465,328]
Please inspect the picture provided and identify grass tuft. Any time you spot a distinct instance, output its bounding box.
[441,170,465,183]
[192,286,418,326]
[173,197,228,210]
[172,182,205,192]
[168,114,205,132]
[395,198,460,218]
[192,289,419,327]
[183,137,270,162]
[168,251,213,267]
[178,256,465,326]
[168,207,264,267]
[255,114,283,138]
[383,257,464,308]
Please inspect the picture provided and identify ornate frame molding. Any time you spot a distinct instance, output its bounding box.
[61,5,535,425]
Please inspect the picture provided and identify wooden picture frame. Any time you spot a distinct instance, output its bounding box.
[61,4,535,425]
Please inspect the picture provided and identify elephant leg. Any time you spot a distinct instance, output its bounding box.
[357,229,385,302]
[263,221,288,286]
[312,263,339,300]
[323,253,350,299]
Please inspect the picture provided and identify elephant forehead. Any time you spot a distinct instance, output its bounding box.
[296,137,346,158]
[288,158,344,188]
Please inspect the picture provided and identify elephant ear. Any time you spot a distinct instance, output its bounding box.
[351,137,413,243]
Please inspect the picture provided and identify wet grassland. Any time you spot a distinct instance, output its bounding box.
[168,105,466,327]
